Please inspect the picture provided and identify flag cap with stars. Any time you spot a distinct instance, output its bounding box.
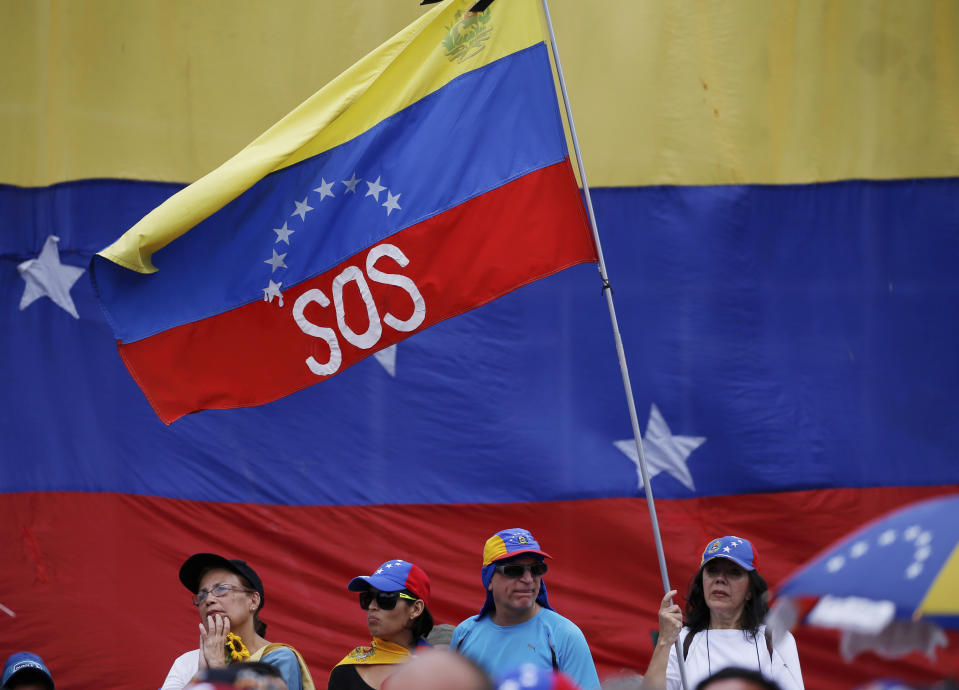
[701,535,758,572]
[482,528,552,566]
[348,559,431,605]
[478,528,554,619]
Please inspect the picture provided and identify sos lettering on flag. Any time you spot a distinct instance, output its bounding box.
[93,1,596,423]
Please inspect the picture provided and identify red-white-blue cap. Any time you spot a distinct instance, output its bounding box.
[701,536,758,572]
[348,559,431,605]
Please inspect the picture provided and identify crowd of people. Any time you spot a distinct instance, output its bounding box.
[0,528,943,690]
[152,527,796,690]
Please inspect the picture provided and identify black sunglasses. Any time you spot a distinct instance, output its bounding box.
[358,590,418,611]
[493,562,548,578]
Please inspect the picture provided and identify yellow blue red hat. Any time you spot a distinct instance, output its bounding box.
[701,536,758,572]
[483,527,552,565]
[478,528,553,619]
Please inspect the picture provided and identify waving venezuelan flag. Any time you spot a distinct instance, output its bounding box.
[92,0,594,423]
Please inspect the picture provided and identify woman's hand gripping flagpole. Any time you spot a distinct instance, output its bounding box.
[537,1,691,688]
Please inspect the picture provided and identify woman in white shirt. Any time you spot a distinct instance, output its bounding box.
[643,536,803,690]
[160,552,315,690]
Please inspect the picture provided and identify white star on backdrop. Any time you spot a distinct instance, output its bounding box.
[18,235,85,319]
[365,176,386,202]
[614,403,706,492]
[273,222,294,244]
[314,178,335,201]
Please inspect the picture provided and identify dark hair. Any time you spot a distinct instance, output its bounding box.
[685,565,769,637]
[197,661,282,682]
[695,667,782,690]
[402,589,435,640]
[199,566,268,637]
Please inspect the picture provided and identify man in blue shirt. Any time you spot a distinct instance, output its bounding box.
[450,528,600,690]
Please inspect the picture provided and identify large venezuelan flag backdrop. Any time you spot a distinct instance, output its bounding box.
[2,1,958,688]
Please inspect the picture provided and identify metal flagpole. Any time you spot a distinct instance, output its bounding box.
[537,2,691,688]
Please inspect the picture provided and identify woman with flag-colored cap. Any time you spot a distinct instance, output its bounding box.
[161,552,315,690]
[643,536,804,690]
[328,559,435,690]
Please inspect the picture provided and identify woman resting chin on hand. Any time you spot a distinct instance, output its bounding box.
[160,552,315,690]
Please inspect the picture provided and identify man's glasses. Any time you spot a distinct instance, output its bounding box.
[358,590,419,611]
[493,562,548,578]
[193,584,253,606]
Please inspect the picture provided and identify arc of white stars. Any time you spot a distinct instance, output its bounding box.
[291,197,313,220]
[265,249,288,272]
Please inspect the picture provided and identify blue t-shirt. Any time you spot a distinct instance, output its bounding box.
[451,608,600,690]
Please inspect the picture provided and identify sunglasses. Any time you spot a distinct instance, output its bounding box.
[358,590,419,611]
[493,562,548,578]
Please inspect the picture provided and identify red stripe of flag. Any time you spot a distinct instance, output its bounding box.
[119,160,596,422]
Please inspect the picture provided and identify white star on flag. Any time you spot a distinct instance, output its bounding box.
[265,249,288,272]
[383,191,401,216]
[18,235,85,319]
[291,198,313,220]
[365,176,386,202]
[826,555,845,572]
[263,280,283,306]
[314,178,335,200]
[273,222,294,244]
[343,173,361,193]
[614,403,706,492]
